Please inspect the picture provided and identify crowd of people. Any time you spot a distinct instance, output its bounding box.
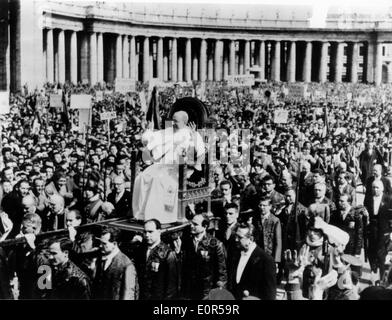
[0,79,392,300]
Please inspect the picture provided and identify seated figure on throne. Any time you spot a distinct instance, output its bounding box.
[132,111,205,224]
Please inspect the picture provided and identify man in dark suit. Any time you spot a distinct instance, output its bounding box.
[364,164,392,206]
[253,196,282,270]
[179,213,227,300]
[260,175,285,213]
[278,188,309,252]
[135,219,179,300]
[216,203,240,268]
[364,180,392,283]
[332,171,357,207]
[330,193,363,257]
[107,175,132,218]
[93,226,139,299]
[228,222,276,300]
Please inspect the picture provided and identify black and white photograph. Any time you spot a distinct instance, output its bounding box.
[0,0,392,305]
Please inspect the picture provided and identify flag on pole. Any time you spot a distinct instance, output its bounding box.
[61,90,70,129]
[322,104,329,138]
[146,86,161,130]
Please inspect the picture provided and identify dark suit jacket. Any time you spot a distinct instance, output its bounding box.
[253,213,282,262]
[240,183,258,212]
[135,242,179,300]
[330,207,364,256]
[93,251,139,300]
[364,177,392,205]
[228,245,276,300]
[107,190,132,218]
[180,234,227,300]
[364,194,392,248]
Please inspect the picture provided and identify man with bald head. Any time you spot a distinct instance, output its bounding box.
[44,194,66,231]
[364,179,392,284]
[107,175,132,218]
[22,195,37,215]
[364,164,392,205]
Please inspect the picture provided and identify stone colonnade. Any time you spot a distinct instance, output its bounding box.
[43,28,386,85]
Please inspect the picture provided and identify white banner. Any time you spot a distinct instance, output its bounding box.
[289,84,308,99]
[274,109,289,124]
[115,78,136,93]
[100,111,116,121]
[227,74,255,87]
[49,94,62,108]
[0,92,9,115]
[70,94,92,109]
[139,90,148,113]
[96,91,104,102]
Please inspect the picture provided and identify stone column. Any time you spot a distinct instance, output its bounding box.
[157,37,163,81]
[303,41,312,82]
[366,41,374,83]
[122,35,129,79]
[163,40,168,81]
[333,42,344,83]
[80,33,89,82]
[70,30,77,84]
[129,35,136,80]
[193,50,198,81]
[116,34,123,79]
[185,38,192,82]
[89,32,97,85]
[208,41,214,81]
[244,40,250,74]
[387,62,392,83]
[375,41,382,86]
[239,41,244,74]
[46,29,54,82]
[57,30,65,84]
[319,41,328,83]
[286,41,296,83]
[223,42,229,80]
[350,42,359,84]
[272,41,280,81]
[171,38,178,82]
[259,40,265,80]
[229,40,236,76]
[214,39,223,81]
[178,41,183,82]
[143,36,150,82]
[199,38,207,82]
[97,33,104,83]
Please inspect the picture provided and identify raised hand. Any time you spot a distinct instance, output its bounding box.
[188,121,197,132]
[284,245,312,282]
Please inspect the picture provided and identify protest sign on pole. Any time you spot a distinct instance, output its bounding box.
[100,111,116,121]
[70,94,92,109]
[96,91,104,102]
[0,92,10,114]
[49,94,62,108]
[139,90,148,113]
[273,109,289,124]
[227,74,255,87]
[289,84,308,100]
[78,109,91,133]
[115,78,136,94]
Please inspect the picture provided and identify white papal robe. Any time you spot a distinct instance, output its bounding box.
[132,126,205,224]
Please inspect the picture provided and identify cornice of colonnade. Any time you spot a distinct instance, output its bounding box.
[42,15,386,44]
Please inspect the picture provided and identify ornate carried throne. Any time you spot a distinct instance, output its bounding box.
[168,97,212,222]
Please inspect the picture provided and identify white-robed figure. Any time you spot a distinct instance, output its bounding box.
[132,111,205,224]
